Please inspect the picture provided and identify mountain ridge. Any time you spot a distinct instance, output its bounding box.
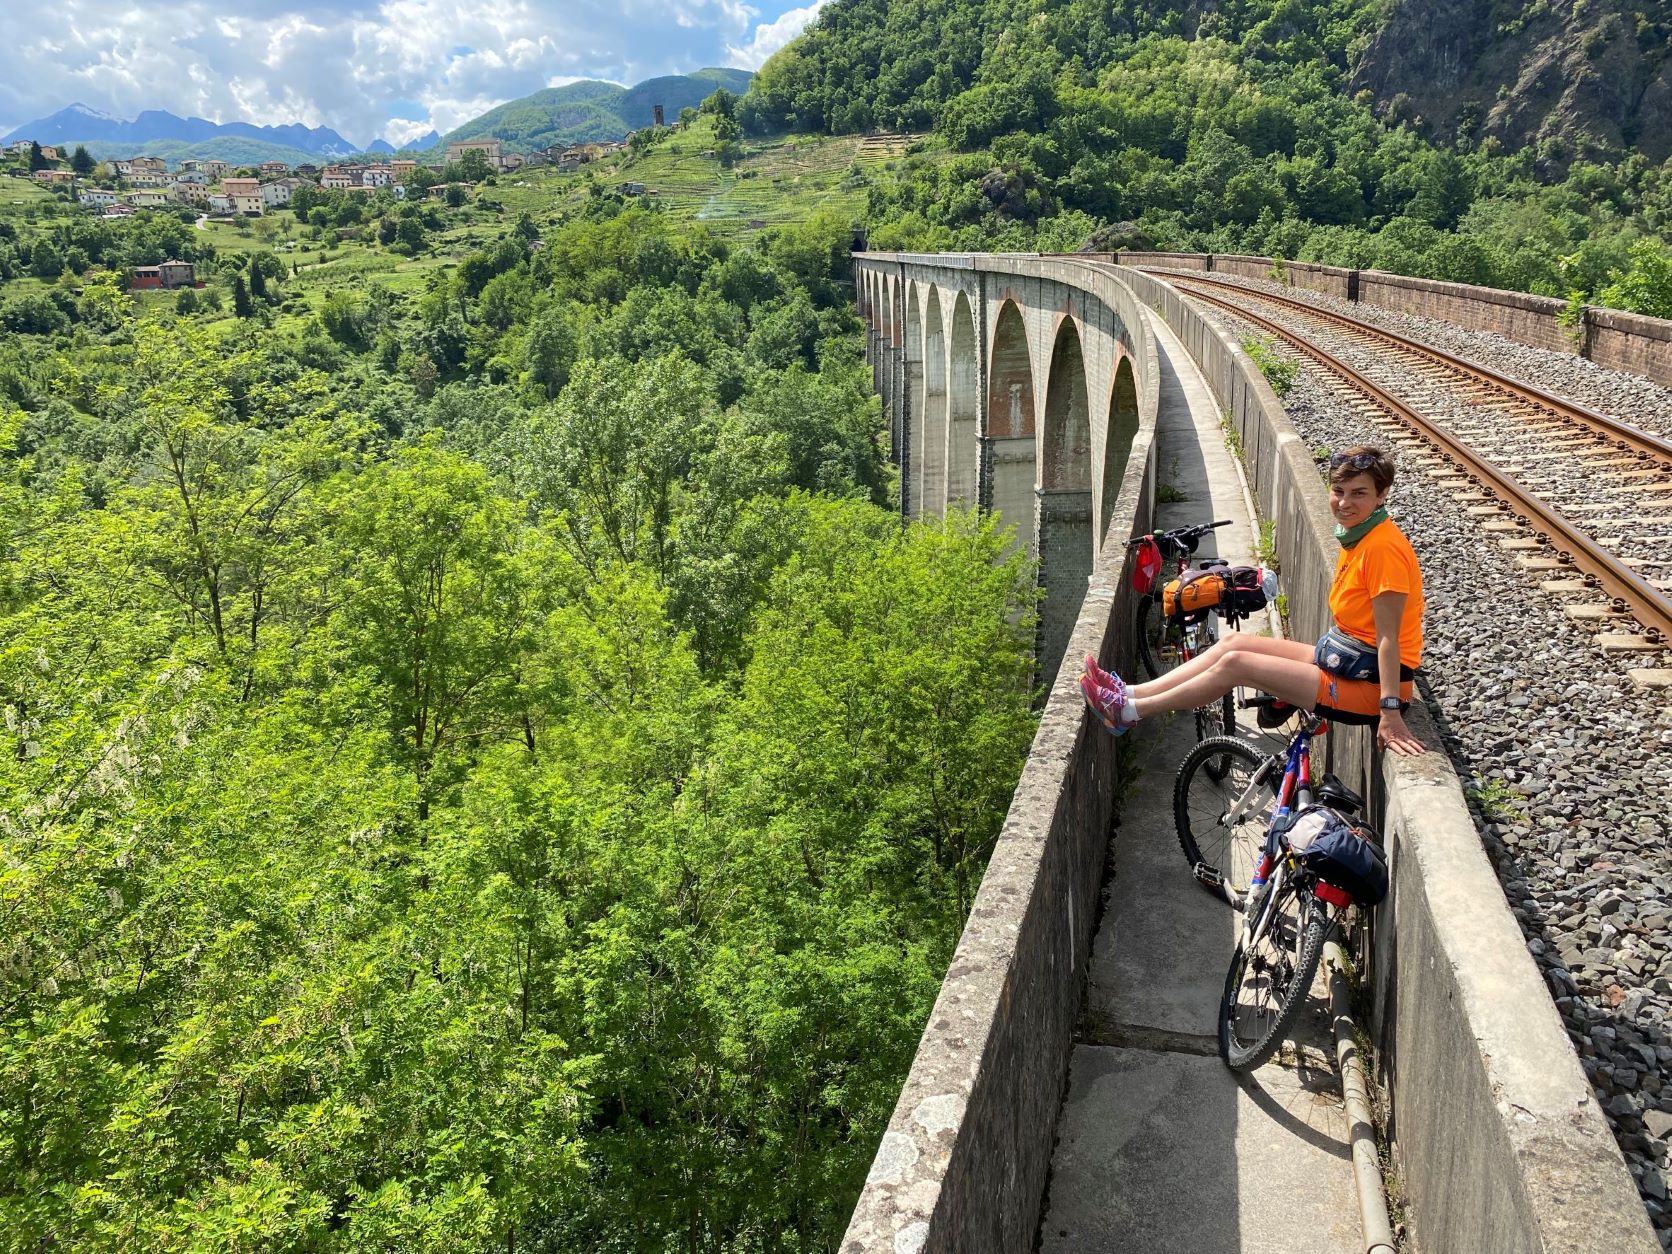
[1,103,366,157]
[436,67,753,154]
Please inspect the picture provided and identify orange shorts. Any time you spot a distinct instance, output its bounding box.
[1314,671,1415,725]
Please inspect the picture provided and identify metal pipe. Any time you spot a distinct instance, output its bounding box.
[1325,941,1399,1254]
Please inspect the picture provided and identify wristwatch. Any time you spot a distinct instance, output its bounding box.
[1379,697,1403,711]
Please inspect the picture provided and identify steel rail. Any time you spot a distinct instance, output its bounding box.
[1166,279,1672,643]
[1156,271,1672,470]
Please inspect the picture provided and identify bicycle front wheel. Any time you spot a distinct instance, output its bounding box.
[1219,881,1330,1071]
[1174,735,1273,895]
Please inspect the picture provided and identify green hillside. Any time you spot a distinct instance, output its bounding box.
[72,136,329,168]
[745,0,1672,315]
[440,67,753,154]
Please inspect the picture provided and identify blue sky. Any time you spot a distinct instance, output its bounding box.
[1,0,828,145]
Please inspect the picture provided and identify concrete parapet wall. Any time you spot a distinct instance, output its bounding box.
[1372,724,1660,1254]
[1110,250,1672,388]
[1116,262,1659,1254]
[1354,268,1574,355]
[1587,304,1672,386]
[840,260,1162,1253]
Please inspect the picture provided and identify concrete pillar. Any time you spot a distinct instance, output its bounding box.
[1035,487,1095,680]
[921,298,948,518]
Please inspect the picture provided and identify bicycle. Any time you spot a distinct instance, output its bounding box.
[1172,697,1384,1070]
[1172,696,1360,905]
[1127,519,1239,747]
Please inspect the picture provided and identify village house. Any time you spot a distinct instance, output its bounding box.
[260,176,314,207]
[130,156,167,174]
[31,169,75,185]
[361,164,394,186]
[127,188,172,207]
[320,165,359,189]
[221,176,263,215]
[130,259,200,290]
[37,145,61,162]
[101,203,138,219]
[391,159,417,177]
[173,170,208,185]
[500,152,524,171]
[445,138,504,171]
[201,160,230,180]
[79,187,120,208]
[8,139,34,157]
[110,159,134,176]
[207,193,233,213]
[258,160,289,175]
[172,181,210,205]
[427,181,469,201]
[130,172,173,188]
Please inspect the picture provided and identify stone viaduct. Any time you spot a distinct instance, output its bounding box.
[854,254,1147,674]
[843,252,1659,1254]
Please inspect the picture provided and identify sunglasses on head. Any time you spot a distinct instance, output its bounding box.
[1329,452,1380,472]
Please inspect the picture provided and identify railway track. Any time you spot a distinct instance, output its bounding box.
[1152,272,1672,647]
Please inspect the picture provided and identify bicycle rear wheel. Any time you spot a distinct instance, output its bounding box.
[1174,736,1274,896]
[1135,594,1185,679]
[1219,879,1330,1071]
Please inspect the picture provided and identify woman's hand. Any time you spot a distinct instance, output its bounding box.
[1377,709,1424,756]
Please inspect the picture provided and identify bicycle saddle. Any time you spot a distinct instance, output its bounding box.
[1195,557,1229,570]
[1316,773,1363,815]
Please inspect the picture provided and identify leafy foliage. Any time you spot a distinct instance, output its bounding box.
[0,155,1037,1252]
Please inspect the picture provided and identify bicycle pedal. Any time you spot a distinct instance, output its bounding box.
[1192,862,1224,888]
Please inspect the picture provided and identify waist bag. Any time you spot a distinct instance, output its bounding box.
[1287,805,1389,906]
[1315,625,1379,681]
[1162,565,1274,619]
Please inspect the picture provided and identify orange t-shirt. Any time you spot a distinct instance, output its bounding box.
[1328,518,1424,670]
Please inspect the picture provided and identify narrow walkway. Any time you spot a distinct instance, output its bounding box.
[1036,315,1360,1252]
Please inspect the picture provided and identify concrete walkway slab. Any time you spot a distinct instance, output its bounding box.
[1036,312,1359,1254]
[1040,1045,1357,1254]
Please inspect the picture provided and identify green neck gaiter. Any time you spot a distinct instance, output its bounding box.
[1335,506,1389,549]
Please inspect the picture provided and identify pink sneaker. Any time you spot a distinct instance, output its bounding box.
[1080,654,1132,737]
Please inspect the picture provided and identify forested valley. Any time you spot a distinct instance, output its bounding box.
[0,184,1039,1248]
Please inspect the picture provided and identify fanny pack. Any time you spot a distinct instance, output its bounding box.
[1315,626,1379,682]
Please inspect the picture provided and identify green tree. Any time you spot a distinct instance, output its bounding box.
[70,144,94,175]
[523,303,579,399]
[232,274,252,318]
[1598,240,1672,317]
[29,239,63,278]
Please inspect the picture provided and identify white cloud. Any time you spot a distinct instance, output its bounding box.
[725,0,824,71]
[1,0,780,144]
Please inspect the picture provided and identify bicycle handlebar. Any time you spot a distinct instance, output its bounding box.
[1126,518,1232,549]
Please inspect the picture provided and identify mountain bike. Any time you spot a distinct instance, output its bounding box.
[1173,697,1384,1071]
[1172,696,1360,906]
[1127,519,1239,748]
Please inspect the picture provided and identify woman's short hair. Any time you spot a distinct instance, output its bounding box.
[1327,446,1395,494]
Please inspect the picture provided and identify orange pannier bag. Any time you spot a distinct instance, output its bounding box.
[1162,567,1228,618]
[1161,565,1275,619]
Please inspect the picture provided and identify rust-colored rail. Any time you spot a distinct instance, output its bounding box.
[1158,271,1672,470]
[1165,279,1672,643]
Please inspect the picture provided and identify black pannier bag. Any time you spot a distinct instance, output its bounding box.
[1285,805,1389,906]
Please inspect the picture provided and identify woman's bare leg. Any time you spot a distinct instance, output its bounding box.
[1130,649,1320,718]
[1128,634,1314,701]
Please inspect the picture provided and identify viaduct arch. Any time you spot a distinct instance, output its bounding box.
[855,253,1159,674]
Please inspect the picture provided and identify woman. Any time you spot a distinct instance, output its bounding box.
[1081,446,1426,757]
